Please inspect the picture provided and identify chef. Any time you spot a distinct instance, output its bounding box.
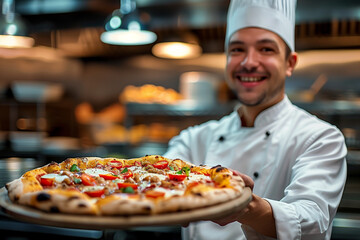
[164,0,347,239]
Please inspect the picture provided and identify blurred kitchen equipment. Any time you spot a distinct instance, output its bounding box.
[100,0,157,46]
[0,131,6,150]
[12,81,64,102]
[0,0,35,48]
[9,131,46,152]
[289,74,328,102]
[179,71,219,105]
[42,137,81,154]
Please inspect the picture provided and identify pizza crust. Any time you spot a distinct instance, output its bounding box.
[18,189,98,215]
[97,195,154,215]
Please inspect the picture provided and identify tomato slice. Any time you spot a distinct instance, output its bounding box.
[84,189,105,198]
[99,174,118,180]
[109,160,123,169]
[40,177,54,186]
[152,160,169,169]
[168,174,187,181]
[117,182,138,190]
[81,174,96,186]
[145,190,165,199]
[121,168,133,179]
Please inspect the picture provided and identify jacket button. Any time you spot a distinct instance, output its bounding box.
[253,172,259,179]
[218,136,225,142]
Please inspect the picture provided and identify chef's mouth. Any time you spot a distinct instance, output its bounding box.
[236,76,268,82]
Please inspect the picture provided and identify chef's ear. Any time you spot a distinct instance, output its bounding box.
[286,52,297,77]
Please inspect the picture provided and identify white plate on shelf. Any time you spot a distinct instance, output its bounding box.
[9,131,46,152]
[12,81,63,102]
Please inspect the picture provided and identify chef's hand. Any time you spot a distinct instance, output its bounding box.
[232,170,254,190]
[212,172,276,238]
[212,172,254,226]
[181,171,253,229]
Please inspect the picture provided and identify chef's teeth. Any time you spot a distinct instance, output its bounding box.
[241,77,262,82]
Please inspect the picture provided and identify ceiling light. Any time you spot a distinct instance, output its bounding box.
[152,42,202,59]
[151,31,202,59]
[0,0,34,48]
[100,0,157,46]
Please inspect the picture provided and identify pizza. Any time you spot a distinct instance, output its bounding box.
[5,155,245,216]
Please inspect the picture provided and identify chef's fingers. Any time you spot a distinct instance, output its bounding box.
[233,171,254,190]
[181,222,190,227]
[213,207,250,226]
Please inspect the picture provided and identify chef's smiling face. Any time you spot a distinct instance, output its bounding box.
[225,27,297,107]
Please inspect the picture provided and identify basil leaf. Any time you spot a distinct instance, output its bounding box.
[121,168,128,174]
[73,177,82,184]
[182,167,190,177]
[122,186,134,193]
[70,164,80,172]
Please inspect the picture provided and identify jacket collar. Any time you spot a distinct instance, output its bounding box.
[235,95,293,128]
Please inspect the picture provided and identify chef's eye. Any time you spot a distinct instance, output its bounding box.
[229,47,244,54]
[260,47,275,53]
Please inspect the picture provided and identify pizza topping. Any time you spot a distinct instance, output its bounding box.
[143,175,161,183]
[141,172,167,182]
[70,164,80,172]
[181,166,191,176]
[83,186,105,198]
[117,182,138,190]
[187,173,212,183]
[122,186,135,193]
[108,160,123,169]
[99,174,119,180]
[73,177,82,184]
[40,174,70,185]
[143,165,166,175]
[121,168,133,179]
[152,160,169,169]
[81,174,97,186]
[145,190,166,199]
[40,177,54,186]
[84,168,113,177]
[152,187,184,198]
[168,174,187,181]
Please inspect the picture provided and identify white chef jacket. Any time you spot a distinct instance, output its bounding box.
[164,95,347,240]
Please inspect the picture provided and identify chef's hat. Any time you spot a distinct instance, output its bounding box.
[225,0,297,51]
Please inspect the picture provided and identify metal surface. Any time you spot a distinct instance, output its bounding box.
[0,158,45,188]
[126,101,237,117]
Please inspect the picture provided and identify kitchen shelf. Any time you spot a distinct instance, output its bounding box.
[294,100,360,115]
[126,100,360,117]
[126,101,237,117]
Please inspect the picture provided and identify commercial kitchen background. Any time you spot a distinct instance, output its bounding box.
[0,0,359,239]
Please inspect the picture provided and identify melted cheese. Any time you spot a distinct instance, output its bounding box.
[153,187,184,198]
[41,173,69,183]
[82,186,104,192]
[84,168,113,177]
[188,173,211,182]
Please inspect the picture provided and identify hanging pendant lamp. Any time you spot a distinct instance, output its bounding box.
[0,0,34,48]
[152,30,202,59]
[100,0,157,46]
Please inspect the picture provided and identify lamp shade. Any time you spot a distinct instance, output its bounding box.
[100,0,157,46]
[0,0,34,48]
[152,42,202,59]
[151,31,202,59]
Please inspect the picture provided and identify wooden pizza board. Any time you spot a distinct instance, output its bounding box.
[0,187,251,230]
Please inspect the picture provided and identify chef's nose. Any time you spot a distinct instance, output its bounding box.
[241,49,259,70]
